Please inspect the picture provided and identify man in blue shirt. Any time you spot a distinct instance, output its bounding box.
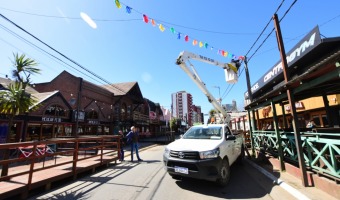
[126,126,143,162]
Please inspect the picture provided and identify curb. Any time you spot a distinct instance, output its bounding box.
[244,159,311,200]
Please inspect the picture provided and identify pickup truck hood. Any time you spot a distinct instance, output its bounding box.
[167,139,222,152]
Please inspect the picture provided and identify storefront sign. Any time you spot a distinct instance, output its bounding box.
[88,120,100,125]
[42,117,61,122]
[72,110,85,122]
[245,26,321,99]
[285,102,305,111]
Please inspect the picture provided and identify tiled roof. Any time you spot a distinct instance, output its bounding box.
[0,77,39,94]
[101,82,136,96]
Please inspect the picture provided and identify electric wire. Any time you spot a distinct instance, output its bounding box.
[222,0,299,101]
[0,23,104,85]
[0,6,261,36]
[0,12,126,93]
[0,6,140,22]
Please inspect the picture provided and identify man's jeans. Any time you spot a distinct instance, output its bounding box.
[131,143,141,161]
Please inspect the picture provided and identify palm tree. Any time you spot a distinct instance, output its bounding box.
[0,53,40,177]
[11,53,40,88]
[0,82,37,141]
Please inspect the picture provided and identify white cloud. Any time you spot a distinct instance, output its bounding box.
[80,12,97,29]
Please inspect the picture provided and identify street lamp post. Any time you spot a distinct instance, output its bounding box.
[213,86,221,105]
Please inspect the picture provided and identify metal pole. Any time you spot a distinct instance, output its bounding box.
[75,78,83,138]
[244,56,253,102]
[273,14,308,186]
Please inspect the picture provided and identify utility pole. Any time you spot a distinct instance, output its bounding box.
[273,14,308,186]
[75,78,83,138]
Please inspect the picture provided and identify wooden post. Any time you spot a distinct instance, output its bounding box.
[322,93,333,127]
[28,143,37,190]
[271,100,285,171]
[248,110,256,158]
[72,140,79,180]
[273,14,308,186]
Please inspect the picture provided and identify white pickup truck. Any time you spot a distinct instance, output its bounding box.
[163,124,244,186]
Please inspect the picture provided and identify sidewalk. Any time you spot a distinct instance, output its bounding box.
[245,157,339,200]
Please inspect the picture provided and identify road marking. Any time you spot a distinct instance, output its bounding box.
[245,159,311,200]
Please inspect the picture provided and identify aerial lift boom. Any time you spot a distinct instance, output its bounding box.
[176,51,239,124]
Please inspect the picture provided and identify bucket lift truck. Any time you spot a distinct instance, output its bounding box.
[175,51,239,124]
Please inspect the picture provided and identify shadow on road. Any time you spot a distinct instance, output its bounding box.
[174,160,279,199]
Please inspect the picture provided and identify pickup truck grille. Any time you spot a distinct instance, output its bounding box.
[170,150,199,160]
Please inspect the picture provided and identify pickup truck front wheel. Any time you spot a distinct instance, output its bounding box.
[216,158,230,186]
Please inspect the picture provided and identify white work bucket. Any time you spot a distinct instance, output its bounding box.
[225,69,238,84]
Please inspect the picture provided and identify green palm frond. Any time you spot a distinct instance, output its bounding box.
[0,82,37,115]
[11,53,40,83]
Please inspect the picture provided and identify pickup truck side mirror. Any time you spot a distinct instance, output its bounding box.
[226,135,236,140]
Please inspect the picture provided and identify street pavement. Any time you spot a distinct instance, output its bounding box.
[28,139,337,200]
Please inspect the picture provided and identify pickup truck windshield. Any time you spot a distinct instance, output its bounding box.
[182,127,222,140]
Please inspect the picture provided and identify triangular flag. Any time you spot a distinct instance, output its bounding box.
[193,40,198,46]
[170,27,175,34]
[115,0,122,8]
[177,33,181,39]
[159,24,165,32]
[151,19,156,26]
[204,43,208,49]
[224,51,228,57]
[126,6,132,14]
[143,14,149,23]
[185,35,189,42]
[199,41,203,48]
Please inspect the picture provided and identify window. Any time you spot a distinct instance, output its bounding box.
[322,115,329,127]
[45,105,66,117]
[312,115,321,127]
[87,110,98,119]
[121,103,127,120]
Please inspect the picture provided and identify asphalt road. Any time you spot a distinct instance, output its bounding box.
[30,145,298,200]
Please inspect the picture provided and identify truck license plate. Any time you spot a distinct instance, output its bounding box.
[174,166,188,174]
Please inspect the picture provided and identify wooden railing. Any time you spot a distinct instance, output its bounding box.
[251,129,340,181]
[0,135,121,192]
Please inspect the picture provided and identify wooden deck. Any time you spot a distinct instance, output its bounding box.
[0,136,120,200]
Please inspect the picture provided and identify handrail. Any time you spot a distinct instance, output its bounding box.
[0,135,121,190]
[251,130,340,181]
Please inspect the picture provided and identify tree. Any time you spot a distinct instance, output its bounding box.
[170,117,178,132]
[0,53,40,177]
[208,109,217,124]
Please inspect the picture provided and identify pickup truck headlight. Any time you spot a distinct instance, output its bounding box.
[199,148,220,159]
[164,147,170,157]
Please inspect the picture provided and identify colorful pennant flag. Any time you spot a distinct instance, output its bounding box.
[159,24,165,32]
[115,0,121,9]
[126,6,132,14]
[143,14,149,23]
[113,1,244,60]
[151,19,156,26]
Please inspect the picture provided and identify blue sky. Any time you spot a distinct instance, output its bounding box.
[0,0,339,115]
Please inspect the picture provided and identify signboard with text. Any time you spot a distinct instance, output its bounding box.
[245,26,321,99]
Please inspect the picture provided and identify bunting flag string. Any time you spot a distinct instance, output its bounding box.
[114,0,244,61]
